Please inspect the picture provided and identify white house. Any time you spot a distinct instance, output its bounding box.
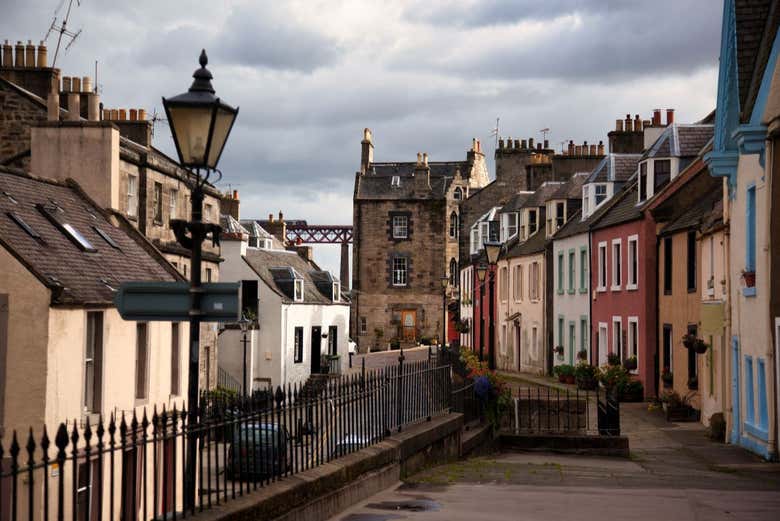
[218,216,350,391]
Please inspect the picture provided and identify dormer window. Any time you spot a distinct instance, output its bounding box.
[391,175,400,187]
[555,202,565,228]
[454,187,463,200]
[332,282,340,302]
[263,239,272,249]
[294,279,304,302]
[594,184,607,206]
[582,186,590,217]
[528,209,538,235]
[639,162,648,202]
[654,159,671,188]
[249,236,259,247]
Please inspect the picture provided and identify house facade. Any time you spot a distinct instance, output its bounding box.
[352,130,485,350]
[0,166,186,521]
[0,49,223,389]
[219,217,350,389]
[705,0,779,459]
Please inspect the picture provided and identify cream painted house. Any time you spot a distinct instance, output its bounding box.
[0,166,187,521]
[218,216,350,390]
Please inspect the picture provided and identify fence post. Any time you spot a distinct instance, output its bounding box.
[397,348,405,432]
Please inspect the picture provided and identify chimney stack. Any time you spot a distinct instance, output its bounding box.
[62,76,71,92]
[666,108,675,125]
[589,144,596,155]
[66,82,80,121]
[36,42,47,67]
[568,140,575,155]
[71,76,81,93]
[652,109,662,127]
[543,139,549,149]
[597,141,605,155]
[514,139,520,149]
[498,138,504,149]
[360,128,374,174]
[575,145,582,155]
[14,41,25,67]
[2,41,11,67]
[268,213,274,223]
[25,40,35,67]
[278,210,284,222]
[528,137,534,149]
[521,139,527,149]
[624,114,633,132]
[616,119,624,132]
[47,77,59,121]
[634,114,642,132]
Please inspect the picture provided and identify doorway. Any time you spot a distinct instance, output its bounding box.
[401,310,416,342]
[311,326,322,373]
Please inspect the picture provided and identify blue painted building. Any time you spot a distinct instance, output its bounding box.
[705,0,780,460]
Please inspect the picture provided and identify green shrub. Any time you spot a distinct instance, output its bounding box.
[556,364,575,377]
[607,352,621,366]
[598,364,629,390]
[618,379,644,401]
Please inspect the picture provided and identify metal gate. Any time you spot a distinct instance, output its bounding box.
[597,387,621,435]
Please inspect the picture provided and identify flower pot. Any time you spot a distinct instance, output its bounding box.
[576,376,597,391]
[558,375,566,383]
[693,340,708,354]
[565,375,575,384]
[742,271,756,288]
[662,379,672,388]
[623,359,637,371]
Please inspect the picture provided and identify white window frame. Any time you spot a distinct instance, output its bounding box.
[391,175,400,187]
[332,282,340,302]
[598,322,609,366]
[582,185,590,218]
[392,215,408,239]
[449,212,458,239]
[528,209,538,235]
[628,316,639,373]
[597,241,607,292]
[499,266,508,302]
[594,184,608,207]
[501,324,507,355]
[392,256,408,287]
[612,316,622,360]
[513,264,522,302]
[127,175,138,218]
[507,213,518,239]
[169,188,178,220]
[611,238,622,291]
[627,234,639,290]
[294,279,304,302]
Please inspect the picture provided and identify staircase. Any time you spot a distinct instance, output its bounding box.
[298,373,331,400]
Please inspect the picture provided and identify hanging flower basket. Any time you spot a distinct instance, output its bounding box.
[692,338,709,354]
[554,345,564,356]
[741,270,756,288]
[623,356,637,371]
[682,333,696,349]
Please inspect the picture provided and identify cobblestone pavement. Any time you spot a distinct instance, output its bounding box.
[347,346,433,373]
[329,402,780,521]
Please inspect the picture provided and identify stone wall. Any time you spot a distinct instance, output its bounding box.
[0,81,45,166]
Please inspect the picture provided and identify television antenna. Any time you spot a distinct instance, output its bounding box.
[489,117,500,149]
[44,0,82,67]
[148,108,168,138]
[539,128,550,142]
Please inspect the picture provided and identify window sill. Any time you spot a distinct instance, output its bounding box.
[687,287,697,294]
[610,285,622,292]
[742,287,757,298]
[744,421,769,441]
[579,287,588,294]
[625,284,638,291]
[557,289,564,295]
[596,287,607,293]
[567,289,576,295]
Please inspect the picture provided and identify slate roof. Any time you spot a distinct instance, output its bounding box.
[736,0,780,122]
[240,219,286,249]
[586,154,641,184]
[551,172,588,200]
[661,188,722,236]
[242,248,344,305]
[355,161,467,200]
[221,214,248,237]
[641,124,714,160]
[0,166,180,305]
[551,209,588,240]
[498,192,532,213]
[590,182,642,231]
[520,182,565,208]
[505,227,547,258]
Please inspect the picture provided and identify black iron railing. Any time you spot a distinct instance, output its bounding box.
[0,359,452,521]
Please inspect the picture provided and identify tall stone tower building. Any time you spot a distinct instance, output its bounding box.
[351,129,489,350]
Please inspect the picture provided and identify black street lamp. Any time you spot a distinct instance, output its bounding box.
[476,263,487,362]
[440,275,449,354]
[162,49,238,513]
[239,314,250,399]
[484,240,501,371]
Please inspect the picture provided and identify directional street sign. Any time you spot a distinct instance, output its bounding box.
[115,281,240,322]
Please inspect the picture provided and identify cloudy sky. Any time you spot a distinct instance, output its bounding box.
[4,0,723,278]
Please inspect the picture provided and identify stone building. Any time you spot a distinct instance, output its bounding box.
[0,41,224,389]
[351,129,488,350]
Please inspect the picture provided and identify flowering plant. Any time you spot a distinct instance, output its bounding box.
[459,347,512,431]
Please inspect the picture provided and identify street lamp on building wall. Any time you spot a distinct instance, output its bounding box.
[162,49,238,514]
[238,314,250,399]
[484,240,501,371]
[476,263,488,362]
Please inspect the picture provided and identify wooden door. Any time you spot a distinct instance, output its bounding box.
[311,326,322,373]
[401,311,416,342]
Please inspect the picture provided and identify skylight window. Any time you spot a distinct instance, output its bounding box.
[7,212,40,239]
[62,224,96,252]
[391,176,400,187]
[333,282,340,302]
[93,226,121,250]
[294,279,304,302]
[2,191,17,204]
[37,204,96,252]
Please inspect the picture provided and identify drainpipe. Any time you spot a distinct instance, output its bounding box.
[723,177,735,442]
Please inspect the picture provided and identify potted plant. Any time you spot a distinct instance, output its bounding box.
[598,364,629,392]
[662,368,673,388]
[687,375,698,390]
[389,337,400,350]
[577,349,588,362]
[618,379,644,402]
[681,333,696,349]
[607,352,621,367]
[574,362,598,390]
[692,338,709,354]
[556,364,575,384]
[741,268,756,288]
[623,355,637,371]
[661,391,700,422]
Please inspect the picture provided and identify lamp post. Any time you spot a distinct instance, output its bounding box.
[476,263,487,362]
[162,49,238,513]
[239,314,250,399]
[440,275,449,356]
[484,240,502,371]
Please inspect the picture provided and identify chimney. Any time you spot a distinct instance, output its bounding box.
[71,76,81,93]
[129,108,137,121]
[295,246,314,262]
[233,190,238,199]
[62,76,71,92]
[568,140,575,155]
[642,119,651,130]
[36,42,47,67]
[268,213,274,223]
[634,114,642,132]
[2,41,11,67]
[14,41,25,67]
[624,114,632,132]
[25,41,35,67]
[413,151,431,191]
[543,139,549,149]
[514,139,520,149]
[278,210,284,222]
[652,109,662,127]
[521,139,527,149]
[498,138,504,149]
[87,92,100,122]
[597,141,605,155]
[67,87,80,122]
[536,142,542,151]
[360,128,374,174]
[616,119,624,132]
[263,212,287,244]
[220,189,240,220]
[528,137,534,149]
[589,144,596,155]
[666,108,675,125]
[575,145,582,155]
[46,77,59,121]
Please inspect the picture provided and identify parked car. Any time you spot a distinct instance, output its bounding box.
[330,434,380,459]
[227,423,290,480]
